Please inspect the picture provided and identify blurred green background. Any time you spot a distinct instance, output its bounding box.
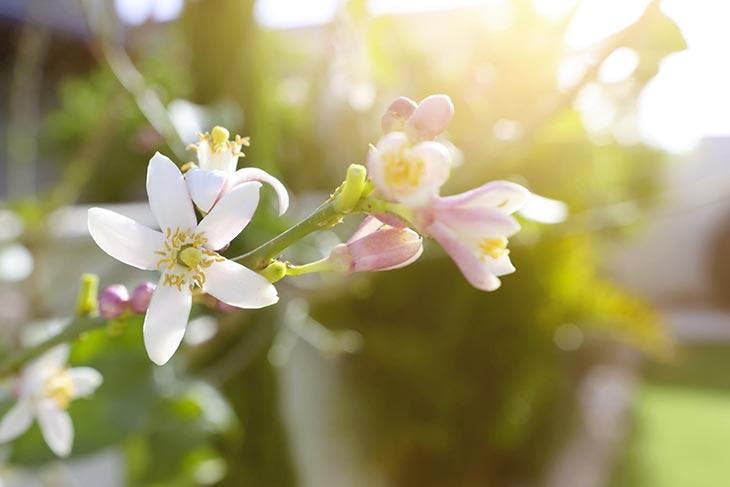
[1,0,729,486]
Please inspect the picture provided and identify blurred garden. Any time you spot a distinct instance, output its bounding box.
[0,0,729,486]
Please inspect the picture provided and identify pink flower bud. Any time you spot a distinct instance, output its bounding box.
[381,96,417,133]
[129,281,155,314]
[405,94,454,141]
[335,216,423,273]
[99,284,130,319]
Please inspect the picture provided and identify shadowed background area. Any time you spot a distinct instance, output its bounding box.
[0,1,729,486]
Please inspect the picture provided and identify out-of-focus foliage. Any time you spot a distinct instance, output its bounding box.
[4,0,685,485]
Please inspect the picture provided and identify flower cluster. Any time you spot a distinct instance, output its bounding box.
[0,94,557,459]
[364,94,529,290]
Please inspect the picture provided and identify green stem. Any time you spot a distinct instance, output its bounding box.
[233,199,341,269]
[286,258,337,276]
[0,316,106,377]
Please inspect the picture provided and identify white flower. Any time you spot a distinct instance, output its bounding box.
[88,153,279,365]
[367,131,451,207]
[0,345,102,457]
[185,126,289,215]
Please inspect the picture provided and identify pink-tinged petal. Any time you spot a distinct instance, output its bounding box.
[68,367,103,398]
[146,152,197,231]
[88,208,164,271]
[227,167,290,215]
[143,276,192,366]
[185,168,227,213]
[204,259,278,309]
[0,399,33,443]
[381,96,417,133]
[348,226,423,272]
[373,212,409,228]
[518,192,568,224]
[197,182,261,250]
[427,221,501,291]
[433,205,521,239]
[406,94,454,140]
[36,399,73,457]
[435,181,529,215]
[347,216,386,243]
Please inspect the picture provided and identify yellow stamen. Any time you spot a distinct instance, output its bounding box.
[479,237,508,259]
[383,153,425,189]
[45,371,74,409]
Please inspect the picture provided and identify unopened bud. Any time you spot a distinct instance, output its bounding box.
[99,284,130,319]
[405,94,454,140]
[130,281,155,314]
[381,96,417,133]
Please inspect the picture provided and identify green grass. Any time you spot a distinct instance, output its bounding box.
[613,345,730,487]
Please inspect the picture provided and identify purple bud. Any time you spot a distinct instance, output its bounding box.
[130,281,156,314]
[99,284,130,319]
[381,96,417,133]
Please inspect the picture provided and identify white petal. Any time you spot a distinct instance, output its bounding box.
[146,152,197,232]
[143,276,192,365]
[185,168,228,213]
[36,399,73,457]
[68,367,103,398]
[399,141,451,206]
[227,168,290,215]
[88,208,164,270]
[518,192,568,224]
[0,399,33,443]
[204,259,278,309]
[196,182,261,250]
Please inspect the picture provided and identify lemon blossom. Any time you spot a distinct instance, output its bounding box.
[88,153,278,365]
[415,181,528,291]
[368,95,454,207]
[0,345,102,457]
[185,126,289,215]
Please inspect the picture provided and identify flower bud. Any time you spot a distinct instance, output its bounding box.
[405,94,454,141]
[381,96,417,133]
[99,284,130,319]
[129,281,155,314]
[335,216,423,273]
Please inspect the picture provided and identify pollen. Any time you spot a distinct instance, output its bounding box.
[478,237,509,259]
[155,227,224,292]
[383,153,425,190]
[45,371,74,409]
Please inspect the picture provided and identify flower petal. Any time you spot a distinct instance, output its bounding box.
[88,208,164,270]
[36,399,73,457]
[368,133,450,206]
[185,168,228,213]
[433,205,521,240]
[143,276,192,366]
[68,367,103,398]
[0,399,33,443]
[204,259,278,309]
[347,216,386,243]
[427,221,502,291]
[197,182,261,250]
[227,167,290,216]
[518,192,568,224]
[146,152,197,232]
[435,180,529,215]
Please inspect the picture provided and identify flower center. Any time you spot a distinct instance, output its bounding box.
[383,152,425,190]
[45,370,74,409]
[478,237,508,259]
[155,228,224,291]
